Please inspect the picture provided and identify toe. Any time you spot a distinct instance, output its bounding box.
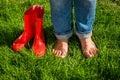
[89,48,95,57]
[92,46,98,55]
[52,49,57,55]
[83,50,92,58]
[61,50,67,58]
[56,50,62,57]
[52,49,54,53]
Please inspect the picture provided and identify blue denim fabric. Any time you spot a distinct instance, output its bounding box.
[50,0,96,40]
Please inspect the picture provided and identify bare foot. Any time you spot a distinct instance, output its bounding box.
[80,38,98,58]
[52,40,68,58]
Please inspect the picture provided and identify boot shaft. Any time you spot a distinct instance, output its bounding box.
[23,5,45,40]
[24,5,38,32]
[35,6,45,41]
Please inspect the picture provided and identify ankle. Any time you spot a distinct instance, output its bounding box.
[57,39,68,44]
[80,37,92,42]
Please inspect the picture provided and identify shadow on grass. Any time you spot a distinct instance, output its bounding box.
[0,26,23,48]
[44,26,56,46]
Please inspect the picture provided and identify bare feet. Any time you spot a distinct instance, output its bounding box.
[52,40,68,58]
[80,38,98,58]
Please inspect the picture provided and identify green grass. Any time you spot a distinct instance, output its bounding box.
[0,0,120,80]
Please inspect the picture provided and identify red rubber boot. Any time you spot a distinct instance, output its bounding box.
[12,5,38,51]
[32,6,46,57]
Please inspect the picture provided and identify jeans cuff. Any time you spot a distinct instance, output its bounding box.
[76,31,92,39]
[55,32,73,40]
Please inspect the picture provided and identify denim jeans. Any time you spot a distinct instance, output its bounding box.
[50,0,96,40]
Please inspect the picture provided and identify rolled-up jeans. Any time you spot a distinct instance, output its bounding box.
[50,0,96,40]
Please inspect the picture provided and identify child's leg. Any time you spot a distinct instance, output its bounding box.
[74,0,98,57]
[50,0,72,58]
[50,0,73,40]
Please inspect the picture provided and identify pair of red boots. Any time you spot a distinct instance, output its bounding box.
[12,5,46,57]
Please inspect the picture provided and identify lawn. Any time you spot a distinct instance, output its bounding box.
[0,0,120,80]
